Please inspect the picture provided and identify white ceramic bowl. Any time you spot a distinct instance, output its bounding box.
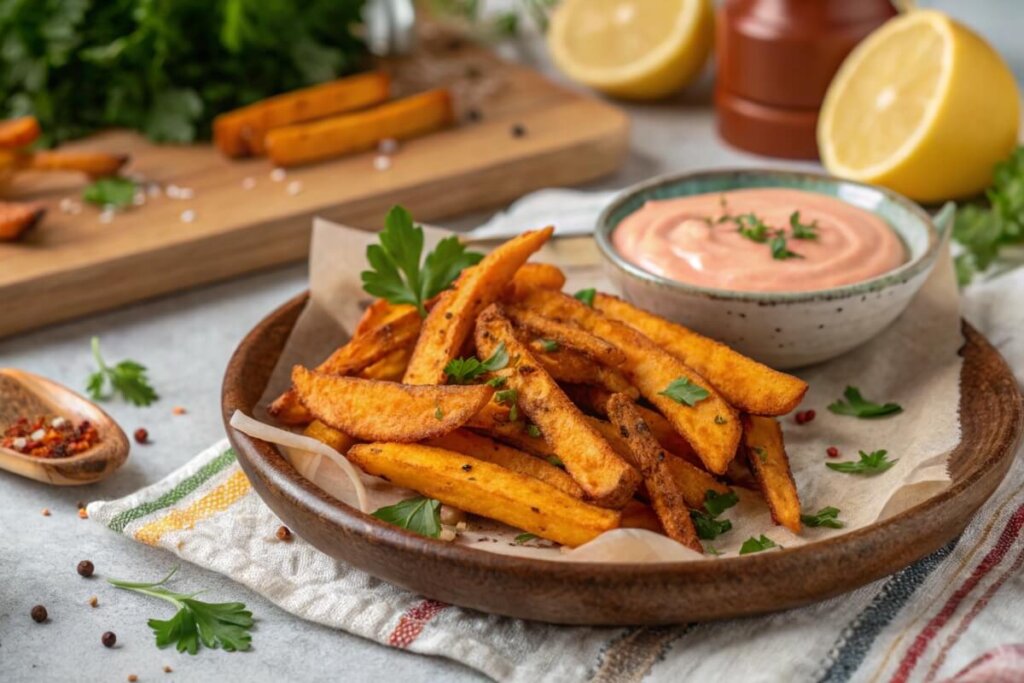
[596,169,951,369]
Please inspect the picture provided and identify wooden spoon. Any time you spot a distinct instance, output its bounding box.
[0,368,129,485]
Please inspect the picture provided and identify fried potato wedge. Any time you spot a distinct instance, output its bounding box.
[465,402,560,458]
[266,89,455,167]
[502,263,567,301]
[520,289,741,474]
[354,299,419,337]
[527,344,639,399]
[348,443,620,547]
[475,305,641,507]
[303,419,357,454]
[594,294,808,415]
[214,71,391,157]
[620,500,665,534]
[0,116,41,148]
[0,201,45,242]
[425,429,584,498]
[291,367,493,442]
[269,309,422,424]
[607,394,702,552]
[26,150,129,177]
[505,305,626,367]
[742,415,802,533]
[403,227,553,385]
[359,346,412,381]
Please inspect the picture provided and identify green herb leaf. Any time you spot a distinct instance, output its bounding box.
[83,177,136,209]
[736,213,771,243]
[703,490,739,517]
[361,206,482,316]
[801,506,844,528]
[789,211,819,240]
[690,489,738,540]
[495,388,519,422]
[434,404,444,420]
[444,342,509,384]
[372,497,442,538]
[87,337,158,406]
[769,233,802,260]
[539,339,559,352]
[659,377,710,407]
[546,455,564,468]
[739,535,779,555]
[108,567,253,655]
[828,386,902,418]
[526,424,542,438]
[827,450,897,476]
[486,376,508,389]
[513,532,537,544]
[574,288,596,306]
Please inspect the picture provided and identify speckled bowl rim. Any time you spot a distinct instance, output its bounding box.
[595,168,945,303]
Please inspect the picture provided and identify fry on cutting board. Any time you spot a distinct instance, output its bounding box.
[265,88,455,167]
[214,71,392,158]
[742,414,802,533]
[0,201,45,242]
[5,149,130,177]
[348,442,620,547]
[0,116,41,148]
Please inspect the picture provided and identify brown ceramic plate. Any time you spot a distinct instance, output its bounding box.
[222,292,1023,625]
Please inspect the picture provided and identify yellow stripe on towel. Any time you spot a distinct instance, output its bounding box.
[134,469,252,546]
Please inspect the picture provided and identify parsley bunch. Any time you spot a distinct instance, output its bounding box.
[87,337,158,406]
[362,206,483,317]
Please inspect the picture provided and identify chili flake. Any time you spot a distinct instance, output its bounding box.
[2,416,99,459]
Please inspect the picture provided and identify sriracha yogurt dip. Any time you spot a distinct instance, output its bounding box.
[612,188,906,292]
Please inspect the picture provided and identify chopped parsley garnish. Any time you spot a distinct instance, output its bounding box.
[789,211,819,240]
[739,535,779,555]
[434,404,444,420]
[827,449,897,475]
[361,205,483,317]
[690,489,738,540]
[736,213,771,243]
[659,377,710,407]
[828,386,903,418]
[539,339,560,352]
[372,497,441,538]
[769,233,802,260]
[444,342,509,384]
[703,490,739,517]
[574,288,596,306]
[486,376,508,389]
[86,336,158,406]
[526,424,542,438]
[751,446,767,462]
[108,567,253,654]
[801,506,844,528]
[513,532,538,544]
[83,177,137,209]
[495,388,519,421]
[546,455,564,468]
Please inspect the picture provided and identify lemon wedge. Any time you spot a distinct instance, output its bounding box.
[547,0,713,100]
[818,10,1020,202]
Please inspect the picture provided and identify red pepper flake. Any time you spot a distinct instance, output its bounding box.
[78,508,89,520]
[794,410,816,425]
[172,406,187,416]
[41,508,51,517]
[827,446,840,458]
[2,415,100,459]
[276,525,293,542]
[134,428,149,444]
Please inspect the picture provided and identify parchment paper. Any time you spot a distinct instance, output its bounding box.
[256,216,962,562]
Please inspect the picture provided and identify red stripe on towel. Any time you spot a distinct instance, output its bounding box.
[388,599,449,648]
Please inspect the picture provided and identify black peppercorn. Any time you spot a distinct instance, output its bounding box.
[31,605,47,623]
[102,631,117,648]
[511,123,527,138]
[77,560,95,577]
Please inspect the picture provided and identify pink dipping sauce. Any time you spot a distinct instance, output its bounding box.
[612,189,906,292]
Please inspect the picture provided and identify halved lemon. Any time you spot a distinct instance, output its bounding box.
[818,10,1019,202]
[547,0,714,101]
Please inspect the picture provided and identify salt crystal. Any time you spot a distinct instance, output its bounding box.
[177,187,194,200]
[166,184,181,199]
[99,210,115,224]
[270,168,286,182]
[133,192,146,207]
[147,183,162,198]
[373,155,391,171]
[180,209,196,223]
[51,417,67,428]
[30,429,45,441]
[286,180,302,196]
[12,437,26,450]
[242,177,256,190]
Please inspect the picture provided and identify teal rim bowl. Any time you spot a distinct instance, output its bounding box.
[595,168,950,302]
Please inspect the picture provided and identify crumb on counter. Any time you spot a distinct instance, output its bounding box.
[172,406,187,416]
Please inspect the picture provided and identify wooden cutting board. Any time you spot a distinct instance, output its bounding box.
[0,36,628,338]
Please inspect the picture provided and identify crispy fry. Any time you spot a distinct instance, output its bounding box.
[606,394,702,551]
[291,367,493,442]
[303,420,357,454]
[359,346,411,380]
[0,116,41,148]
[348,443,620,547]
[25,150,129,177]
[265,89,455,167]
[475,305,641,507]
[0,201,45,242]
[742,415,802,533]
[465,402,558,457]
[403,227,553,385]
[527,343,639,399]
[594,294,808,415]
[520,289,741,474]
[502,263,567,301]
[214,71,391,157]
[620,500,665,534]
[269,309,422,424]
[425,429,584,498]
[505,305,625,367]
[354,299,419,337]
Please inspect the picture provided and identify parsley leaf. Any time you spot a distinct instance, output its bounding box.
[361,206,483,316]
[789,211,819,240]
[703,490,739,517]
[769,233,802,260]
[703,543,722,556]
[83,177,137,209]
[827,450,897,475]
[574,288,596,306]
[526,424,542,438]
[828,386,902,418]
[736,213,771,243]
[87,337,158,406]
[444,342,509,384]
[108,567,253,655]
[546,455,564,467]
[659,377,710,407]
[514,532,538,544]
[486,376,508,389]
[690,489,738,540]
[434,404,444,420]
[801,506,844,528]
[495,388,519,422]
[372,497,441,538]
[739,535,779,555]
[539,339,559,352]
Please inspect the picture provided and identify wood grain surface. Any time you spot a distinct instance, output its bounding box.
[221,293,1024,625]
[0,36,628,338]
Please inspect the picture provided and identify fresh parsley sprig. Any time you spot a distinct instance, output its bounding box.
[736,213,771,243]
[86,337,158,406]
[801,506,844,528]
[827,450,897,475]
[574,288,596,306]
[828,386,902,418]
[83,177,137,209]
[514,532,538,544]
[494,388,520,421]
[444,343,509,385]
[659,377,710,407]
[789,211,819,240]
[739,535,779,555]
[538,339,559,352]
[372,497,441,538]
[769,233,802,260]
[361,205,483,317]
[108,567,253,654]
[690,489,738,540]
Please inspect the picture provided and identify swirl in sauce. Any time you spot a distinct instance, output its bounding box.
[612,189,906,292]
